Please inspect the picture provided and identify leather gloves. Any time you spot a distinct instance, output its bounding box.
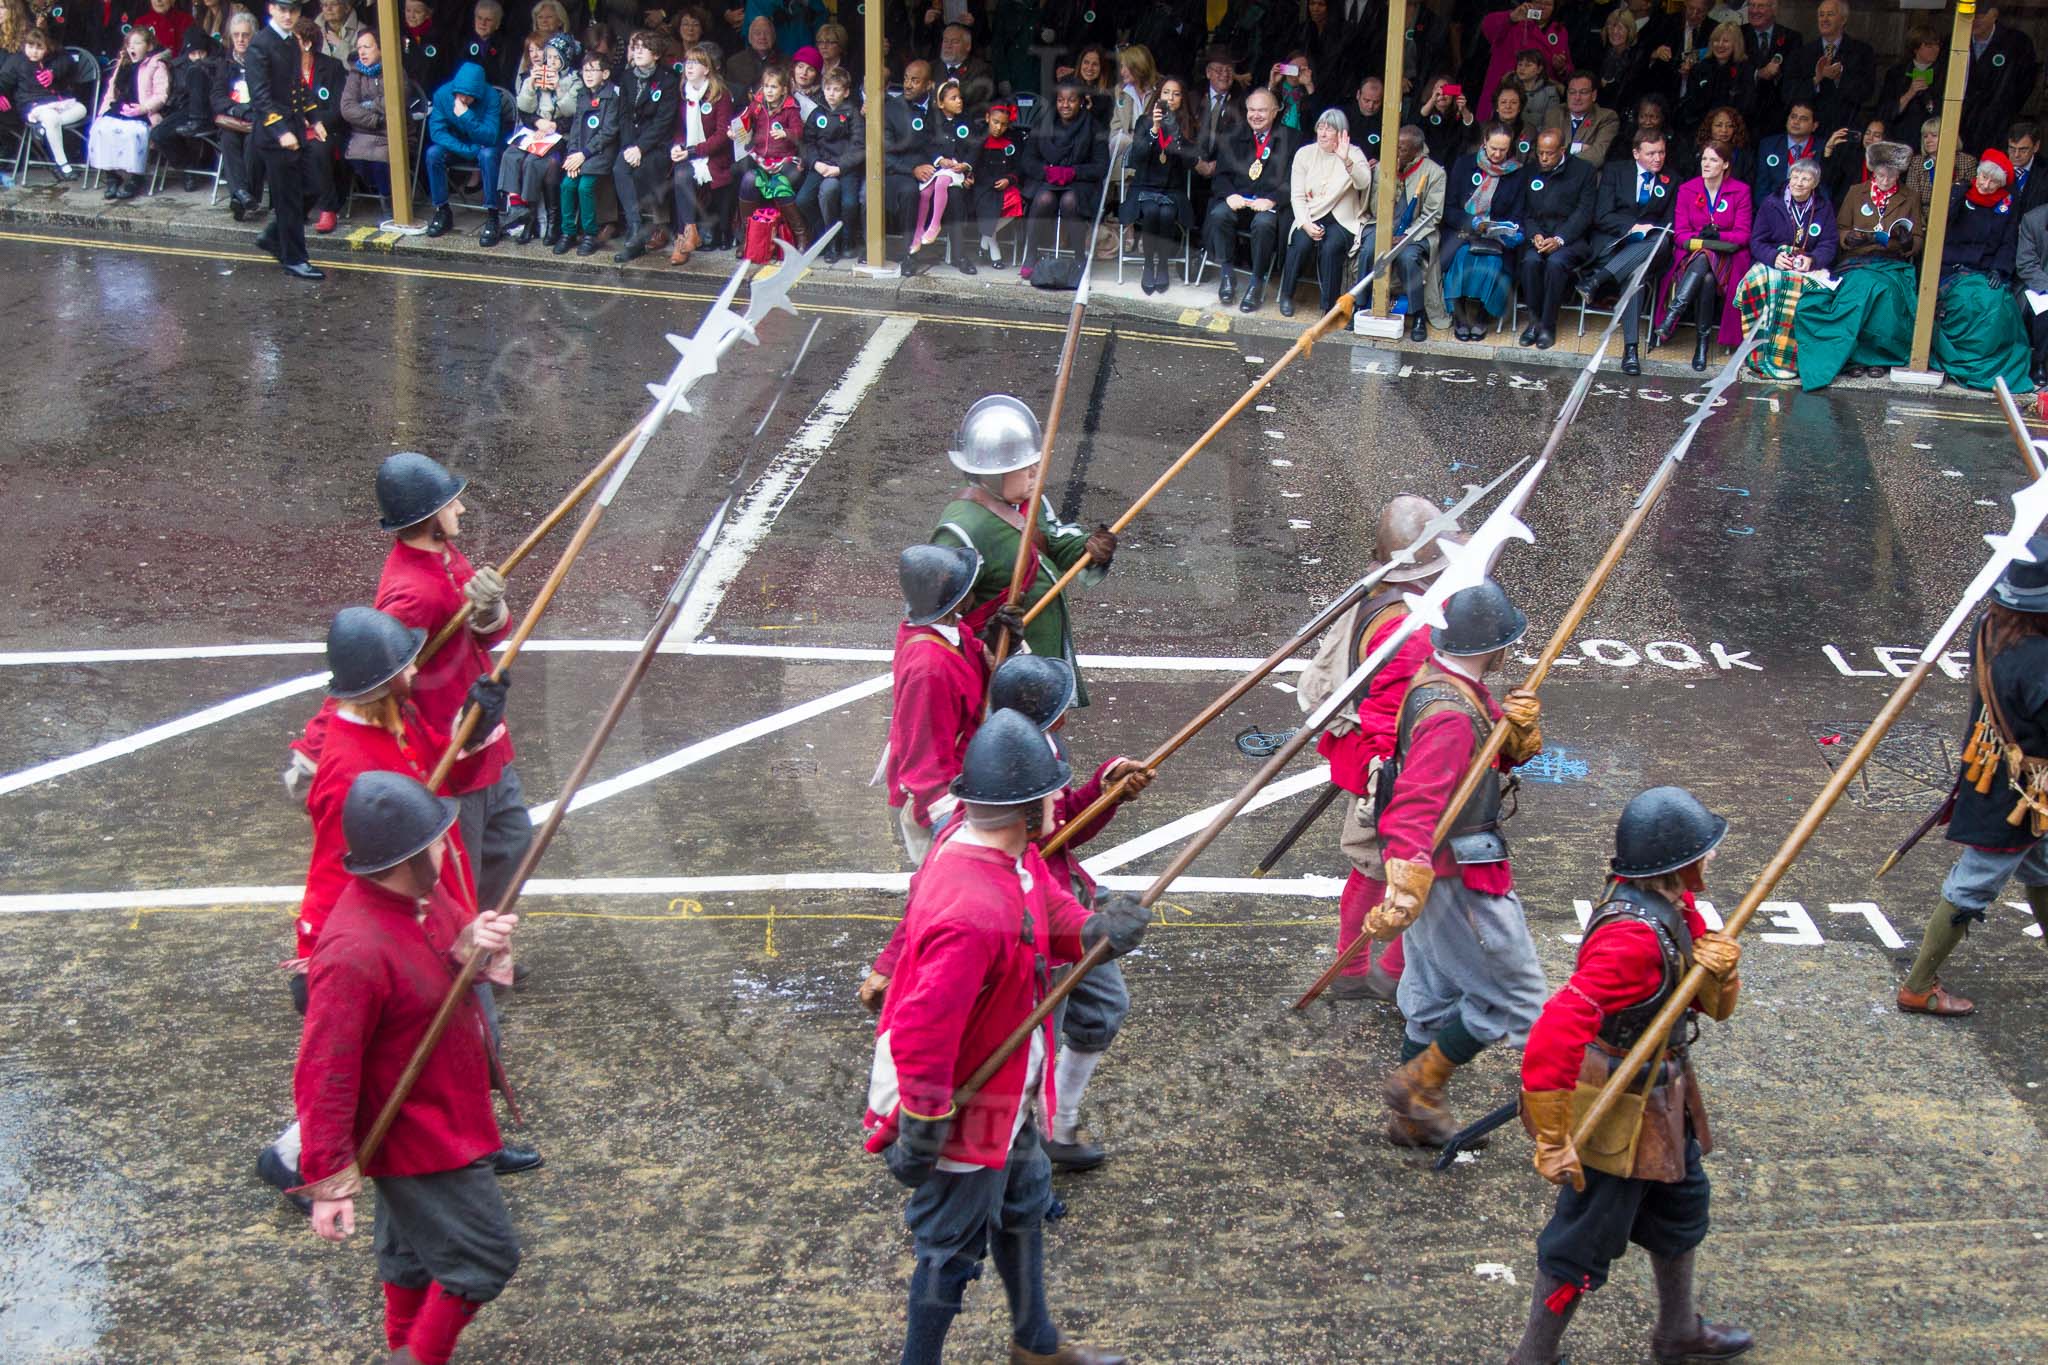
[465,673,510,737]
[1082,891,1150,957]
[857,971,889,1013]
[1365,857,1434,938]
[465,566,509,632]
[989,604,1028,652]
[1084,524,1118,568]
[1104,759,1155,798]
[1692,929,1741,1020]
[885,1108,953,1188]
[1499,686,1543,764]
[1521,1089,1584,1192]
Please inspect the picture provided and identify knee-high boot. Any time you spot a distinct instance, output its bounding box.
[1691,273,1718,370]
[1649,1248,1753,1363]
[1652,264,1707,347]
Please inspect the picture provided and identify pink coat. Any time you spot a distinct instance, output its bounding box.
[96,51,170,124]
[1478,9,1573,112]
[1659,174,1753,345]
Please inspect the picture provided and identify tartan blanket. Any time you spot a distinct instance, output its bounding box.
[1735,265,1806,380]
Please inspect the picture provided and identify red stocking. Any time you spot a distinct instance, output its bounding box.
[382,1282,429,1351]
[408,1283,482,1365]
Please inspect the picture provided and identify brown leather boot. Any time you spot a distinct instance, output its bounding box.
[1650,1249,1754,1362]
[669,222,700,265]
[1009,1339,1127,1365]
[1383,1042,1462,1147]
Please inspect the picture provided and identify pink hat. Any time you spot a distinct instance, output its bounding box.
[793,44,823,70]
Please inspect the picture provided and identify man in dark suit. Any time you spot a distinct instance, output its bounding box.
[1583,125,1677,374]
[1754,99,1821,201]
[934,23,993,118]
[1962,6,2039,154]
[246,0,321,278]
[1783,0,1873,139]
[882,59,941,268]
[1193,45,1243,221]
[1203,86,1295,313]
[1515,126,1595,349]
[1741,0,1801,131]
[2006,121,2048,223]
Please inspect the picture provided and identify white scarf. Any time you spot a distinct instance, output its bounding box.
[684,76,707,146]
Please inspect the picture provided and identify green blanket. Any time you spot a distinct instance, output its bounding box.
[1930,272,2034,392]
[1789,259,1914,391]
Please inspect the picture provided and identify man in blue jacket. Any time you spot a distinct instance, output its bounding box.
[425,61,505,244]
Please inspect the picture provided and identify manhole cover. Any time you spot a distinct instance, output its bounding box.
[1805,719,1954,812]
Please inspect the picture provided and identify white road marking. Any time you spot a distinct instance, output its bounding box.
[1079,766,1333,875]
[0,871,1347,914]
[525,673,896,823]
[669,314,918,645]
[0,673,330,799]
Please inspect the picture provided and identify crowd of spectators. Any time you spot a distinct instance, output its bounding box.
[4,0,2048,388]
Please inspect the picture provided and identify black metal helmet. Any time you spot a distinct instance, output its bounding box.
[1992,534,2048,614]
[1432,579,1529,656]
[325,606,425,700]
[375,451,468,533]
[900,543,983,625]
[951,708,1072,805]
[988,655,1076,730]
[339,770,461,875]
[1611,785,1729,878]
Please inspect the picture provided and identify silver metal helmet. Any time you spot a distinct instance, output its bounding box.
[1373,493,1461,583]
[948,395,1043,476]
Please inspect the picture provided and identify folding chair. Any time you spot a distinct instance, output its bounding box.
[1115,168,1194,288]
[15,47,100,183]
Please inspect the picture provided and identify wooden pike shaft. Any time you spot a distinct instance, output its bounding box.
[992,290,1091,673]
[1037,574,1380,858]
[1018,293,1358,629]
[417,433,634,666]
[954,938,1114,1108]
[1571,655,1941,1146]
[1992,377,2048,479]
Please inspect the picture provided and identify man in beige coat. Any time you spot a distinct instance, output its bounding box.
[1278,107,1374,316]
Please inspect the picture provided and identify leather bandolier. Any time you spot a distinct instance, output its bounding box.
[1569,881,1714,1182]
[1375,663,1516,866]
[1961,620,2048,839]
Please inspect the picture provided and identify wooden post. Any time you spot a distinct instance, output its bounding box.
[1370,0,1408,318]
[863,0,886,268]
[1905,0,1975,373]
[374,0,414,227]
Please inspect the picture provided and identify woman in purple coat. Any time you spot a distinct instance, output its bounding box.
[1749,158,1839,272]
[1652,139,1752,370]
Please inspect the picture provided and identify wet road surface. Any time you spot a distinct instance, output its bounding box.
[4,230,2048,1362]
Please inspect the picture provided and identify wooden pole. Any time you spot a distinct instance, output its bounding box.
[1906,0,1974,373]
[1993,377,2048,478]
[1369,0,1408,318]
[863,0,885,269]
[372,0,413,227]
[416,436,633,667]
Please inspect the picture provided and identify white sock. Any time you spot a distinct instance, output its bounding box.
[271,1119,302,1168]
[1051,1046,1105,1144]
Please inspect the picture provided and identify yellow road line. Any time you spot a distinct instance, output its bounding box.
[0,228,1238,351]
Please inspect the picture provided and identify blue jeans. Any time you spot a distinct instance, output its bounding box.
[425,141,501,208]
[1941,836,2048,912]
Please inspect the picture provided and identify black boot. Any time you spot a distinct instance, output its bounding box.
[1650,1249,1753,1362]
[1652,269,1704,348]
[1218,265,1235,305]
[613,223,652,263]
[1690,284,1717,371]
[104,173,124,201]
[424,203,454,237]
[1506,1272,1582,1365]
[478,209,503,248]
[1622,342,1641,375]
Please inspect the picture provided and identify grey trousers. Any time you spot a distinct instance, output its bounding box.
[459,767,533,915]
[1396,876,1548,1052]
[1941,836,2048,912]
[374,1158,521,1302]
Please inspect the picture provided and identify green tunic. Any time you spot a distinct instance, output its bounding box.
[934,494,1107,707]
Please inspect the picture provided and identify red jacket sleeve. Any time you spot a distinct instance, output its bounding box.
[1376,709,1476,873]
[889,647,975,825]
[1522,919,1667,1092]
[888,913,995,1118]
[1035,854,1094,966]
[1047,758,1126,851]
[293,948,380,1183]
[292,703,333,765]
[871,915,909,976]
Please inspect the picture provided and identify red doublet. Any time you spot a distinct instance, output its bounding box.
[1040,756,1124,903]
[375,540,513,793]
[1316,607,1435,794]
[1374,670,1516,894]
[297,706,483,957]
[863,826,1090,1169]
[294,878,502,1182]
[884,622,990,825]
[1522,888,1710,1093]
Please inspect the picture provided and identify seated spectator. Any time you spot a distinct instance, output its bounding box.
[1266,49,1315,136]
[746,0,822,59]
[1932,151,2033,391]
[424,60,506,242]
[456,0,514,89]
[1471,83,1532,163]
[1411,75,1470,171]
[1734,158,1838,380]
[668,43,736,263]
[729,60,806,253]
[88,26,169,201]
[1651,138,1751,370]
[499,32,582,244]
[1791,139,1921,385]
[1121,77,1196,295]
[788,42,821,117]
[1277,106,1372,318]
[793,62,859,263]
[1905,116,1977,216]
[610,29,676,262]
[341,29,411,202]
[1678,21,1750,132]
[1341,76,1387,163]
[1754,99,1819,201]
[723,14,776,95]
[2007,121,2047,218]
[1596,5,1665,118]
[397,0,436,92]
[905,78,975,275]
[131,0,192,58]
[1019,79,1108,282]
[811,20,846,88]
[1783,0,1872,138]
[2016,197,2048,386]
[23,0,89,55]
[520,1,571,82]
[0,0,34,55]
[1202,85,1292,313]
[934,22,992,119]
[1694,104,1753,185]
[1820,112,1889,205]
[555,45,618,255]
[292,16,349,235]
[3,26,85,179]
[1110,43,1158,143]
[1583,125,1678,374]
[1502,48,1562,128]
[1477,0,1571,113]
[313,0,359,65]
[672,6,710,59]
[1543,70,1617,167]
[1442,121,1527,340]
[881,61,938,266]
[1877,22,1942,144]
[212,12,265,215]
[190,0,227,49]
[150,28,219,190]
[1513,125,1594,347]
[1063,43,1115,126]
[1366,125,1447,342]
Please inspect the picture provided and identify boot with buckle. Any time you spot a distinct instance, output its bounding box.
[1382,1041,1463,1147]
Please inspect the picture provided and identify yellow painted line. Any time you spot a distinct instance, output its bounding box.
[344,225,378,248]
[1892,403,2048,429]
[0,228,1238,351]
